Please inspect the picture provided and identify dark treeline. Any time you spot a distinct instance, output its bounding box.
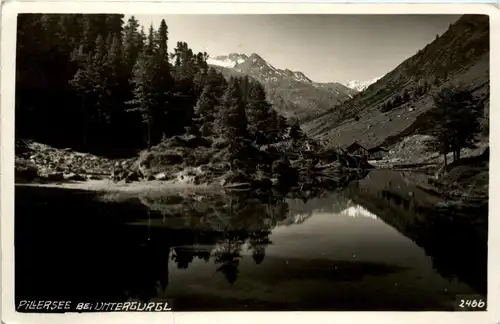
[16,14,291,158]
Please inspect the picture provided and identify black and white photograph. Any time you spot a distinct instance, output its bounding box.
[4,5,495,317]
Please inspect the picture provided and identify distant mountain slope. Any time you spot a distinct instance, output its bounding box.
[209,53,358,120]
[313,82,358,98]
[303,14,489,149]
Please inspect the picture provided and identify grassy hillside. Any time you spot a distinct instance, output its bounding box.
[303,14,489,149]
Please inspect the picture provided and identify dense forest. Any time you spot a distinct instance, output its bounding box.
[16,14,293,159]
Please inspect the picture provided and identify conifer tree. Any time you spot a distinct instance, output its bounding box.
[195,84,218,136]
[122,16,142,74]
[104,14,124,38]
[276,115,288,140]
[288,120,303,142]
[239,76,251,105]
[222,77,248,140]
[221,77,252,170]
[403,89,410,102]
[246,81,278,144]
[427,86,483,166]
[206,67,227,93]
[70,50,101,148]
[146,24,155,55]
[69,33,112,149]
[153,19,173,138]
[91,34,109,126]
[127,27,158,148]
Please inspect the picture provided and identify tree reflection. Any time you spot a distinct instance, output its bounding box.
[213,236,244,284]
[152,190,299,284]
[197,250,211,262]
[172,247,195,269]
[16,183,357,307]
[248,230,272,265]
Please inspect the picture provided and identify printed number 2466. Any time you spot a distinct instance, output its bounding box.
[459,299,485,309]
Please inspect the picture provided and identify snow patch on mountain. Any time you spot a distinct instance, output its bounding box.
[293,72,312,83]
[207,53,248,68]
[207,57,236,68]
[330,88,340,95]
[345,76,383,92]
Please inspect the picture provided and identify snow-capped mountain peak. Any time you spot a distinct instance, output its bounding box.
[344,76,383,92]
[206,52,358,120]
[242,53,280,72]
[208,52,315,85]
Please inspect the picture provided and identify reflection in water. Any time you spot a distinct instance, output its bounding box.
[15,170,487,310]
[248,230,271,265]
[344,170,488,296]
[213,238,243,284]
[340,203,378,220]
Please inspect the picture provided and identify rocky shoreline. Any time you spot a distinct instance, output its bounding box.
[16,140,123,181]
[15,138,367,191]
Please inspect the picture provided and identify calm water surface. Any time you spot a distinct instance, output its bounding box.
[15,170,487,311]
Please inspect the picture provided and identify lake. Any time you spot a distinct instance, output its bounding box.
[15,170,488,311]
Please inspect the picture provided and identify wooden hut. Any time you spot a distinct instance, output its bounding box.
[345,141,371,159]
[367,146,389,160]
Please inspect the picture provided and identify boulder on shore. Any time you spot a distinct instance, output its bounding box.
[15,157,39,181]
[223,182,252,190]
[155,172,168,181]
[44,172,64,181]
[64,173,86,181]
[124,171,140,183]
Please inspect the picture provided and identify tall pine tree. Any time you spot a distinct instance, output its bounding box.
[127,25,159,148]
[222,77,248,140]
[246,80,278,145]
[195,84,219,136]
[153,19,173,139]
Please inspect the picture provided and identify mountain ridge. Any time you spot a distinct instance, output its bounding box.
[208,52,358,120]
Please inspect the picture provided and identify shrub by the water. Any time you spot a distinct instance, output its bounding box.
[15,158,39,181]
[272,158,299,188]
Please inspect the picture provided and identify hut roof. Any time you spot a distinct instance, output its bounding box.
[368,146,389,153]
[345,141,368,152]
